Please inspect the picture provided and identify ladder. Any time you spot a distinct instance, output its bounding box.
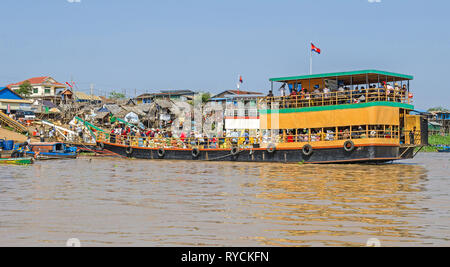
[0,110,28,133]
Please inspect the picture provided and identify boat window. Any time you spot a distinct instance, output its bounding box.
[54,143,64,151]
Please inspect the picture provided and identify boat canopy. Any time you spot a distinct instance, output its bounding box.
[270,69,413,85]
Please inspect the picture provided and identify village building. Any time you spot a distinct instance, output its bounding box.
[136,90,196,104]
[99,96,116,105]
[7,76,67,105]
[0,87,33,114]
[74,92,102,104]
[210,90,264,136]
[59,89,74,104]
[428,111,450,134]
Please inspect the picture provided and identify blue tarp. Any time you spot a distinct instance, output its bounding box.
[97,107,110,113]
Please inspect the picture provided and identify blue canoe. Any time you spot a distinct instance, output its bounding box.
[23,142,78,160]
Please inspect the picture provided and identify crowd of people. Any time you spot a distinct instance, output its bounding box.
[276,125,399,143]
[100,122,407,150]
[105,125,259,149]
[265,82,410,108]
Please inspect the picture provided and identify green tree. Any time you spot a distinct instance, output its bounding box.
[201,93,211,103]
[16,80,33,97]
[110,91,126,99]
[428,107,449,112]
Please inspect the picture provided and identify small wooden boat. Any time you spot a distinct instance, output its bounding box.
[0,157,34,165]
[25,142,78,160]
[437,145,450,153]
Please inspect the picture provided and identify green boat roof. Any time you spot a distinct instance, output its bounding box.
[269,70,414,83]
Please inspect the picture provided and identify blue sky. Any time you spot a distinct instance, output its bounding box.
[0,0,449,109]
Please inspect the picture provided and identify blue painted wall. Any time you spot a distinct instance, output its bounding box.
[437,113,450,120]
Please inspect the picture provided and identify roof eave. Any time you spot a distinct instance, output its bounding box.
[269,69,414,82]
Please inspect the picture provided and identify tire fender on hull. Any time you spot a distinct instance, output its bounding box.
[192,148,200,158]
[302,144,313,156]
[267,143,276,153]
[344,140,355,152]
[157,148,165,158]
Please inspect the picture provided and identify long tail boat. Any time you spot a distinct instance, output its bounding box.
[96,70,428,164]
[0,157,34,165]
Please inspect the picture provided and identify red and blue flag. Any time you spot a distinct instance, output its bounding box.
[311,43,321,54]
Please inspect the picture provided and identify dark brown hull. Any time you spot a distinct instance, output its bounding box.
[98,142,413,164]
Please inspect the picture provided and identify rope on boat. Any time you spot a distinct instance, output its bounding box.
[206,149,244,161]
[102,148,128,159]
[74,142,127,159]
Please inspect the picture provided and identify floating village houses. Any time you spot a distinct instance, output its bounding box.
[2,75,270,140]
[7,76,67,105]
[427,110,450,135]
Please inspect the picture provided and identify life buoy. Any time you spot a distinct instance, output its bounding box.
[302,144,313,156]
[267,143,276,153]
[231,146,240,156]
[192,148,200,158]
[126,146,133,155]
[157,148,165,158]
[344,140,355,152]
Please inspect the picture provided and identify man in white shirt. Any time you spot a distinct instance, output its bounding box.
[279,84,287,97]
[323,87,330,98]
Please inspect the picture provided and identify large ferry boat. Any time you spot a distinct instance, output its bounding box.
[96,70,428,164]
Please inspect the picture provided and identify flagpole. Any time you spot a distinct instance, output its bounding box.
[237,74,240,92]
[310,42,313,75]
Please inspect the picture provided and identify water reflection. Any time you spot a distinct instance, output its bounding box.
[247,163,428,246]
[0,153,449,247]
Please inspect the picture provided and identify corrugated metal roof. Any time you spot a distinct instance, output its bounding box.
[75,92,102,101]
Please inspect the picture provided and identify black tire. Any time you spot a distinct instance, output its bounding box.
[126,146,133,156]
[192,148,200,158]
[344,140,355,152]
[98,142,105,151]
[157,148,165,158]
[231,146,240,156]
[267,143,276,153]
[302,144,313,156]
[10,150,22,158]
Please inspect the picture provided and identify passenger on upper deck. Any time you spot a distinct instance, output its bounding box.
[313,85,321,98]
[323,87,330,98]
[279,83,287,97]
[290,89,297,97]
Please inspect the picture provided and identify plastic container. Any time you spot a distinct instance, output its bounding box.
[4,140,14,151]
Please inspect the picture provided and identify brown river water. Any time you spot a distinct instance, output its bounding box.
[0,153,449,247]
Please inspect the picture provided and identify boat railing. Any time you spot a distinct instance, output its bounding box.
[278,129,400,143]
[259,87,411,109]
[97,129,406,150]
[406,130,423,146]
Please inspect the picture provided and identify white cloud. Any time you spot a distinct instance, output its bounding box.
[368,0,382,3]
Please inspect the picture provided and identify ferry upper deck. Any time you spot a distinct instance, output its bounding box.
[261,70,414,109]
